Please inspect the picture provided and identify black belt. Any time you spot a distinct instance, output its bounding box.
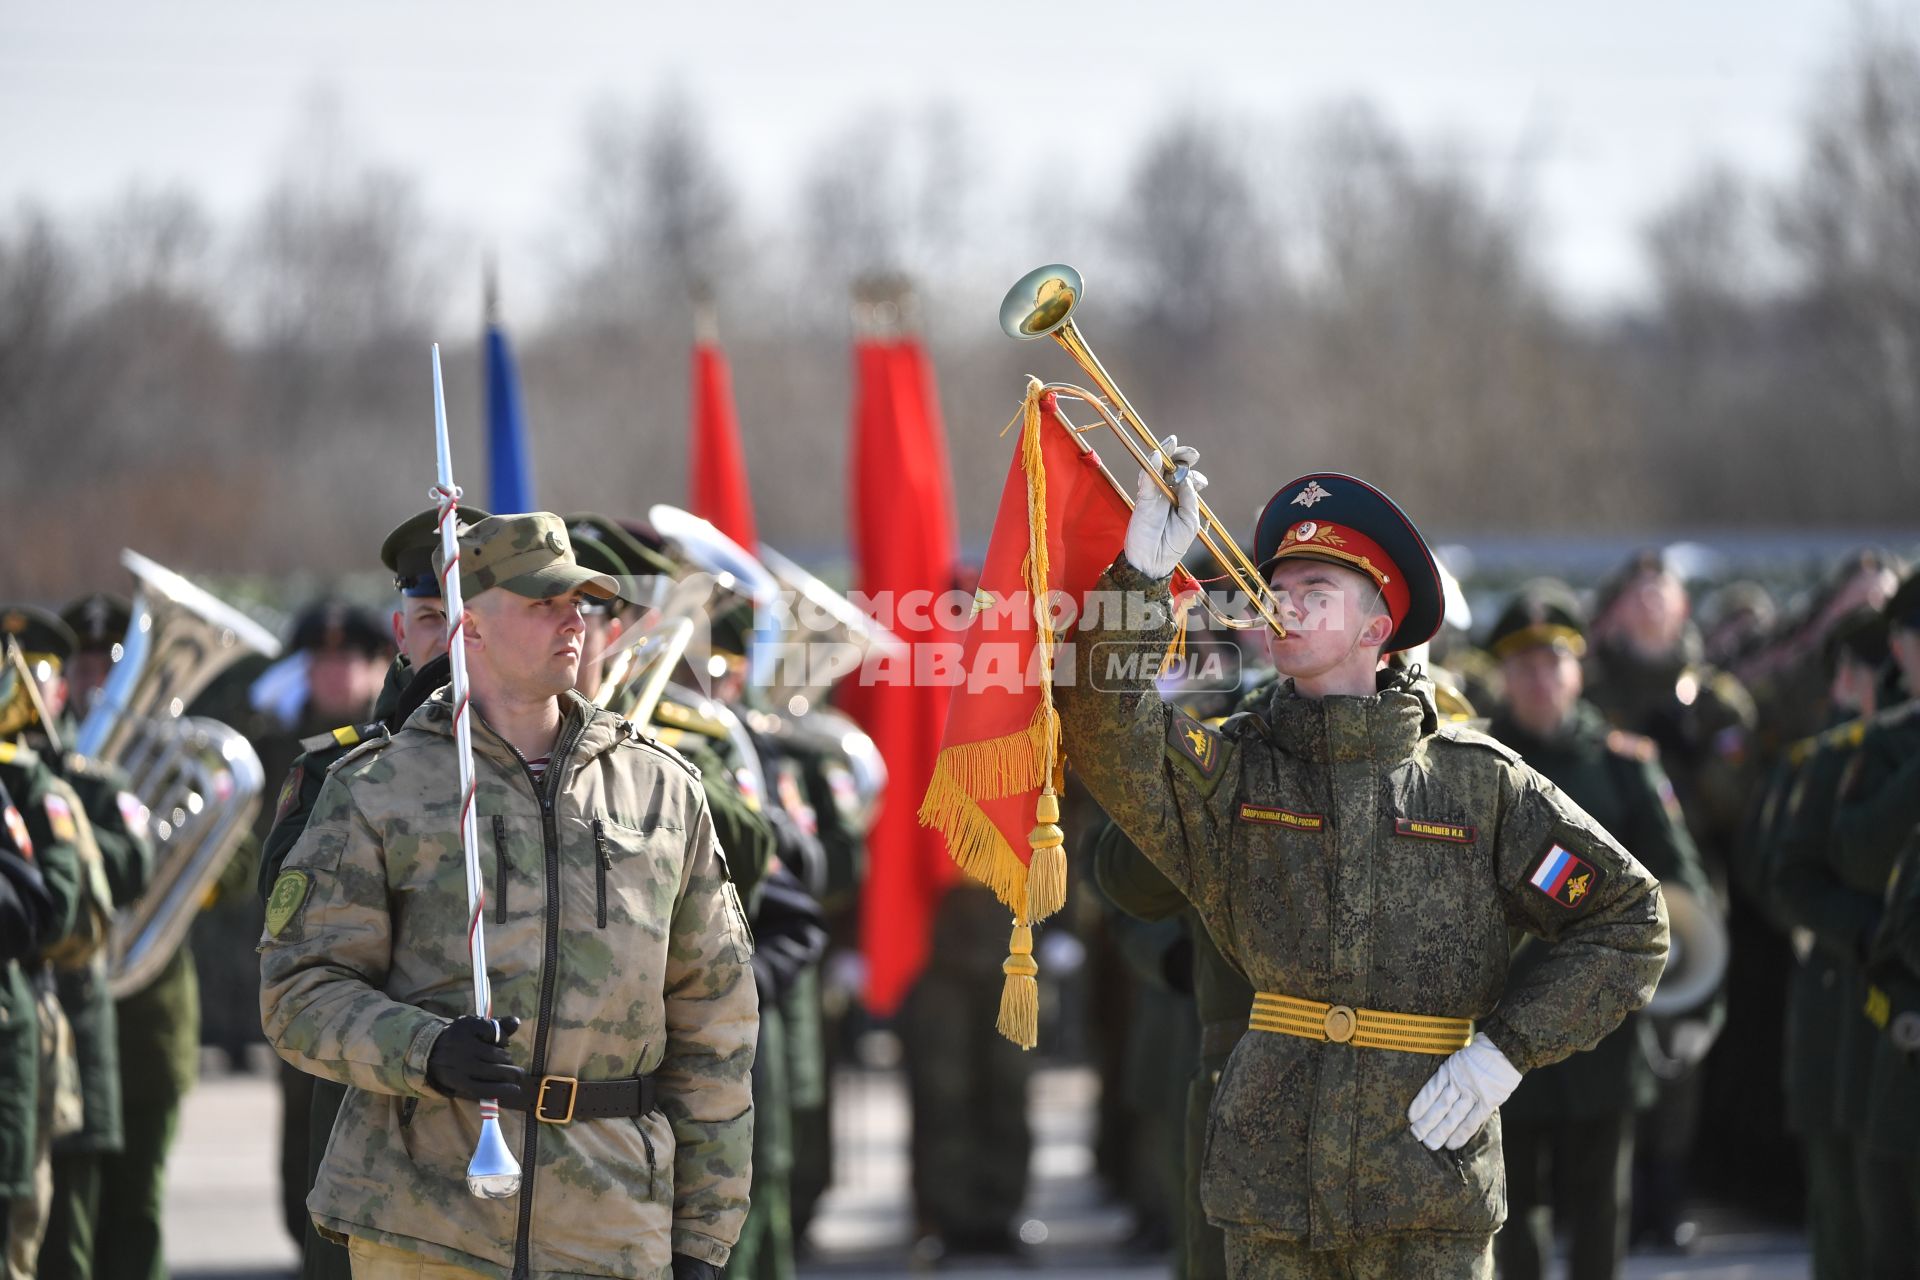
[530,1074,658,1125]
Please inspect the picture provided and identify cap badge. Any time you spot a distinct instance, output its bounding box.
[546,531,565,555]
[1295,521,1317,542]
[1291,480,1331,509]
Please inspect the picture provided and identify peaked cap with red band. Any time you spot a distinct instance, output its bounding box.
[1253,473,1444,654]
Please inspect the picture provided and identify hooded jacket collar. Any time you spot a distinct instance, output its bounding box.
[406,686,628,776]
[1256,668,1436,764]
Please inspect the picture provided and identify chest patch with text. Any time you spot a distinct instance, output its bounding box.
[1528,844,1602,908]
[1393,817,1476,844]
[1238,803,1324,832]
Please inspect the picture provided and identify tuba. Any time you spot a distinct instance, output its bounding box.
[76,550,281,997]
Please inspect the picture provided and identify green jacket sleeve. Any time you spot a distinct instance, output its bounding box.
[1056,557,1237,910]
[657,790,759,1266]
[1091,818,1187,924]
[1479,758,1670,1072]
[257,770,447,1098]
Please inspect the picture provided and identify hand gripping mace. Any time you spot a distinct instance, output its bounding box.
[430,344,522,1199]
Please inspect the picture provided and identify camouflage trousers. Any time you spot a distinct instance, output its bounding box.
[4,996,58,1280]
[1223,1231,1492,1279]
[346,1235,489,1280]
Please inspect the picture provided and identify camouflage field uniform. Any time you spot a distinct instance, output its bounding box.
[259,687,758,1280]
[1057,558,1668,1273]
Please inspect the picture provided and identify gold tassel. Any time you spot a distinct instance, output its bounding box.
[997,917,1039,1050]
[1025,788,1066,921]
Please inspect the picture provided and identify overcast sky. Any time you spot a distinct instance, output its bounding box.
[0,0,1875,315]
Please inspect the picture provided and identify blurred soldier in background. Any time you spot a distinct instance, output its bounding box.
[1824,571,1920,1276]
[1584,549,1760,1243]
[2,605,157,1280]
[253,506,483,1280]
[1762,607,1890,1279]
[0,675,108,1280]
[1484,582,1712,1280]
[0,774,60,1279]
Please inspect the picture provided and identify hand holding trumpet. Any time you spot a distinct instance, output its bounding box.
[1123,434,1207,579]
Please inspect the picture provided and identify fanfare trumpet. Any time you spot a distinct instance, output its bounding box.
[999,263,1286,636]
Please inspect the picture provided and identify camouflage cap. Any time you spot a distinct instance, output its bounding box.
[436,512,618,602]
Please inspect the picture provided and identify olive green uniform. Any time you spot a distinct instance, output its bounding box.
[1058,558,1668,1274]
[1487,703,1709,1280]
[1825,698,1920,1274]
[36,746,153,1280]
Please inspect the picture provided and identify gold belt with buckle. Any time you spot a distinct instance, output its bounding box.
[1248,991,1473,1055]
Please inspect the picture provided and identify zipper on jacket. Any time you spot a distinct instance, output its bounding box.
[504,710,587,1280]
[592,818,611,929]
[399,1097,417,1129]
[491,815,509,924]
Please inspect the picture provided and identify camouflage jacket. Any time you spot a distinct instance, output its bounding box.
[259,688,758,1279]
[1056,557,1668,1248]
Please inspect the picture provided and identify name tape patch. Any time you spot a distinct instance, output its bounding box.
[1528,843,1600,908]
[1238,803,1324,832]
[1394,817,1476,844]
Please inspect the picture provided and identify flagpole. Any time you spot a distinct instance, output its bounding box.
[431,343,522,1200]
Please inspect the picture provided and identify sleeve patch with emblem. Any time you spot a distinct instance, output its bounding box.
[274,762,306,825]
[44,793,78,843]
[265,870,312,937]
[3,805,32,859]
[1168,711,1223,780]
[1528,843,1602,908]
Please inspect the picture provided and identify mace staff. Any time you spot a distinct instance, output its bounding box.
[430,342,522,1199]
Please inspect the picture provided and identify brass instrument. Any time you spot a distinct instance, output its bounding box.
[1646,883,1730,1019]
[1000,263,1286,636]
[752,543,905,719]
[76,550,281,997]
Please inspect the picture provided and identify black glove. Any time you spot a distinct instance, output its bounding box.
[426,1015,528,1108]
[670,1256,723,1280]
[1162,934,1195,996]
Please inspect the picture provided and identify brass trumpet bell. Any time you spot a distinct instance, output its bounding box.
[999,264,1286,636]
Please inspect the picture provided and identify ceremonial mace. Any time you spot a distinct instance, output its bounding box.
[430,344,522,1199]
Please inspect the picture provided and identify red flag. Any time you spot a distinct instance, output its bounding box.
[918,385,1195,1046]
[689,341,758,549]
[844,336,960,1019]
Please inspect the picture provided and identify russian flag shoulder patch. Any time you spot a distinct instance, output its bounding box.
[1527,843,1602,909]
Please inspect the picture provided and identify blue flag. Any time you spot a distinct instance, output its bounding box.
[485,321,535,513]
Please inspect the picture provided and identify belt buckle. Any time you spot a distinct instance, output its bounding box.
[536,1075,578,1124]
[1323,1005,1357,1044]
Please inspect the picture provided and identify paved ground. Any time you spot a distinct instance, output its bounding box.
[164,1062,1811,1279]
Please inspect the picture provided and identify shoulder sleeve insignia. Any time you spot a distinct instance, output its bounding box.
[44,792,78,843]
[3,804,32,860]
[1167,710,1224,781]
[273,761,307,825]
[264,869,312,938]
[1605,729,1658,763]
[1526,842,1605,909]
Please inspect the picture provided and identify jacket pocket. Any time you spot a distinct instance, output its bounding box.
[593,817,685,935]
[1198,1034,1313,1236]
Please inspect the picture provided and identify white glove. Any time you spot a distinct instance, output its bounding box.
[1406,1033,1521,1151]
[1122,435,1207,579]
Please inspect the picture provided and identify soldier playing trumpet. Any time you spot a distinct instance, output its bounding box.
[1056,453,1669,1279]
